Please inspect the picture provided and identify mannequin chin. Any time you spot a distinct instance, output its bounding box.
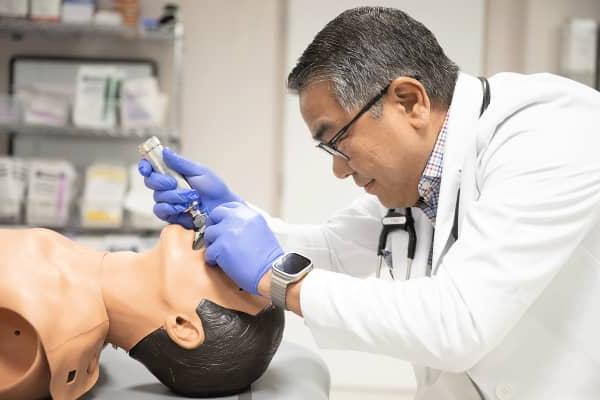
[130,300,284,397]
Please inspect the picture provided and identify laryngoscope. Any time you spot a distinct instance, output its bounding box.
[137,136,207,249]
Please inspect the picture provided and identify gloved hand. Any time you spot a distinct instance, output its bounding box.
[138,148,243,229]
[203,201,283,295]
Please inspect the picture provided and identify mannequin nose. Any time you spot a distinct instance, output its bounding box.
[332,156,353,179]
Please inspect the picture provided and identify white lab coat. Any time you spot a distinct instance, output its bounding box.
[266,72,600,399]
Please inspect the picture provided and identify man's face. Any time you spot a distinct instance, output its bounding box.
[299,80,433,208]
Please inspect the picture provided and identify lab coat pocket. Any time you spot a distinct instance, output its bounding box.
[413,366,483,400]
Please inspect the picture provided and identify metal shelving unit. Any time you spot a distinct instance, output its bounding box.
[0,122,180,142]
[0,16,184,141]
[0,16,184,237]
[0,17,177,41]
[0,223,162,236]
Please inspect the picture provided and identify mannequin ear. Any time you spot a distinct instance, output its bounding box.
[388,77,431,130]
[164,314,205,350]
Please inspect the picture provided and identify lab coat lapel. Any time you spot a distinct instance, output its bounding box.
[431,73,485,271]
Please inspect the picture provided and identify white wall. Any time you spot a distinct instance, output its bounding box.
[485,0,600,76]
[281,1,485,395]
[483,0,526,75]
[174,0,285,214]
[523,0,600,74]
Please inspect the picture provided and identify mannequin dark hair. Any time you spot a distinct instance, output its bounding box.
[129,300,284,397]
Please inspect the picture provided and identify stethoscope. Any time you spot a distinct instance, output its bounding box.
[376,77,491,280]
[376,208,416,279]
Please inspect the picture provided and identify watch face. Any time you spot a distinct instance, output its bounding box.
[278,253,311,274]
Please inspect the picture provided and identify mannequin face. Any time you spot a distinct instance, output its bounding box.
[101,224,285,397]
[101,224,277,350]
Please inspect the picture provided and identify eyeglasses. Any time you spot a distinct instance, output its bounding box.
[316,83,391,161]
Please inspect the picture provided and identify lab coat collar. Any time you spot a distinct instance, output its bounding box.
[431,72,485,270]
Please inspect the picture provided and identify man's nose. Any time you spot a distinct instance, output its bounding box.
[332,156,353,179]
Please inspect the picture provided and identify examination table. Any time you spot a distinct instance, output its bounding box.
[84,341,330,399]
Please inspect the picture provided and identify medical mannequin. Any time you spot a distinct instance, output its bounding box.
[0,225,284,400]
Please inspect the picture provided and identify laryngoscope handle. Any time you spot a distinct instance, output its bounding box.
[138,136,191,191]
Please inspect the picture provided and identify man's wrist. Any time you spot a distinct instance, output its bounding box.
[258,270,272,298]
[257,270,306,317]
[285,279,304,316]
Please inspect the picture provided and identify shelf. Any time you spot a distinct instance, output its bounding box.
[0,17,180,41]
[0,223,162,236]
[0,122,179,142]
[0,224,162,252]
[58,225,163,236]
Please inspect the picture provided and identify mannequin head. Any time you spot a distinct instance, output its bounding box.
[0,225,284,399]
[101,225,285,397]
[103,225,284,396]
[130,300,283,397]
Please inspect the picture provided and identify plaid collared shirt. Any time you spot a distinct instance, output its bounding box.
[415,112,450,226]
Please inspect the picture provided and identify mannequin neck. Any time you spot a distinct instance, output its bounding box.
[100,246,165,351]
[99,225,271,352]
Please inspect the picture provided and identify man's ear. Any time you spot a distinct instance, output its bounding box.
[388,77,431,130]
[165,314,205,350]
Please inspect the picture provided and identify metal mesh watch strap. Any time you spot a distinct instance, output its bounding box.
[271,269,289,309]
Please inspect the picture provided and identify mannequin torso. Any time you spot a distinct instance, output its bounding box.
[0,228,107,400]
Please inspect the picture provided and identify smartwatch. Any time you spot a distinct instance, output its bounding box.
[270,252,313,309]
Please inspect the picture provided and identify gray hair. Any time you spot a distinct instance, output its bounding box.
[287,7,459,112]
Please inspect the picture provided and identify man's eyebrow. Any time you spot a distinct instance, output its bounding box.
[312,122,333,142]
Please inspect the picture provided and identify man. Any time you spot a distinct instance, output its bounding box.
[0,225,283,399]
[140,6,600,399]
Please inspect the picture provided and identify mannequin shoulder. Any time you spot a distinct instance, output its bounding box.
[0,227,66,250]
[0,228,92,266]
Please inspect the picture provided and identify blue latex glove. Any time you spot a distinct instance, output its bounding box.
[138,148,243,229]
[203,202,283,295]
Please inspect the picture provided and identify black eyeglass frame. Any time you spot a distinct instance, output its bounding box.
[316,82,391,160]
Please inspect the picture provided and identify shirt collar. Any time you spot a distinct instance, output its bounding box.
[422,112,449,180]
[415,111,450,225]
